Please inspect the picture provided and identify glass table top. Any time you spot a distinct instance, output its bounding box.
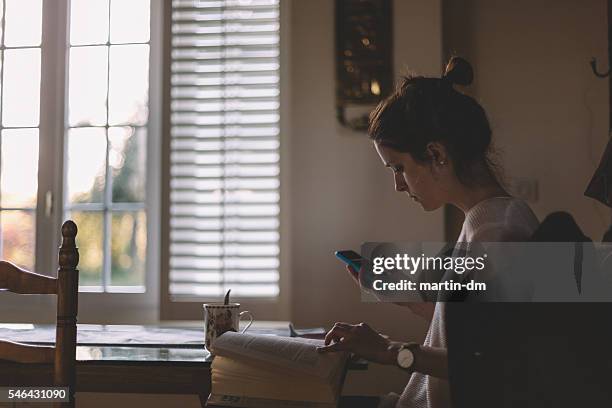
[0,322,332,364]
[76,345,213,363]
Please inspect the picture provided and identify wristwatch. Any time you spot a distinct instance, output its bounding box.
[396,342,420,371]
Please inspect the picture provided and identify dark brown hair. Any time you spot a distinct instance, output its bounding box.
[368,57,500,187]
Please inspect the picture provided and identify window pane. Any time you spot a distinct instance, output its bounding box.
[111,211,146,286]
[110,0,150,44]
[0,210,35,271]
[70,0,109,46]
[3,0,42,47]
[1,129,38,208]
[2,48,40,127]
[70,211,103,286]
[66,128,107,205]
[108,44,149,125]
[109,127,146,203]
[68,46,108,126]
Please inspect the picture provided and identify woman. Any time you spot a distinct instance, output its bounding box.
[318,57,540,408]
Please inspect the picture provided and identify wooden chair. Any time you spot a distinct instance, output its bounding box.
[0,220,79,407]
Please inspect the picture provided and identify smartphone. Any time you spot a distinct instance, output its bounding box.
[334,250,365,271]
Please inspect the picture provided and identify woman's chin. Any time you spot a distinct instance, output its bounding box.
[419,201,442,212]
[408,195,442,211]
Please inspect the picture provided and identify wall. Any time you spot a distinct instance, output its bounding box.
[444,0,611,240]
[288,0,444,395]
[288,0,611,396]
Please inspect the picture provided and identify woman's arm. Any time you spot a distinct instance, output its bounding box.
[346,265,435,322]
[392,302,435,323]
[317,322,448,379]
[389,341,448,379]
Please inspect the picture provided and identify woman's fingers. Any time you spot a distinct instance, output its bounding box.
[317,341,348,353]
[346,265,359,280]
[324,323,352,345]
[324,328,348,345]
[324,332,342,346]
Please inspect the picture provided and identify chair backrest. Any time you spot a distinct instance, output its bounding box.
[447,212,612,407]
[0,220,79,408]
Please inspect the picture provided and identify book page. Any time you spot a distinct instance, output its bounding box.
[212,332,347,379]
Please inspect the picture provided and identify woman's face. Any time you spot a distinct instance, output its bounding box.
[375,143,446,211]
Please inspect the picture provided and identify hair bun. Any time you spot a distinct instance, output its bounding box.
[443,56,473,86]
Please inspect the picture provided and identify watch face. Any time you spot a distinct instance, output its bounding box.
[397,348,414,369]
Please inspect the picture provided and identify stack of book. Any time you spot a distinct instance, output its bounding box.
[208,331,349,408]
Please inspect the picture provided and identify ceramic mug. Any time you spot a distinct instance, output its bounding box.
[203,302,254,351]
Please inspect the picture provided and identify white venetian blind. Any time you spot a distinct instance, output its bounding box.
[169,0,280,298]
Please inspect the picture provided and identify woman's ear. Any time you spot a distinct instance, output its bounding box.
[425,142,449,166]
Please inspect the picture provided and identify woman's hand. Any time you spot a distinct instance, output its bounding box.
[346,265,360,285]
[318,322,449,378]
[346,265,375,291]
[345,266,434,321]
[317,322,397,365]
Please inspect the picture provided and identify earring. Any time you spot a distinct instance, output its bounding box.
[439,160,446,165]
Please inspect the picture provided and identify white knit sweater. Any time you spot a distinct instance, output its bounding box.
[379,196,540,408]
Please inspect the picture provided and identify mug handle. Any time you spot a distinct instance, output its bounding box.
[239,310,254,333]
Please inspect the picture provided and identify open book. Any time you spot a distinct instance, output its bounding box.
[208,332,349,408]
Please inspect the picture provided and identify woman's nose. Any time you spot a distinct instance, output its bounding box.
[394,172,408,192]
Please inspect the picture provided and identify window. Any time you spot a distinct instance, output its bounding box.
[0,0,155,298]
[0,0,283,321]
[65,0,151,290]
[166,0,281,301]
[0,0,43,272]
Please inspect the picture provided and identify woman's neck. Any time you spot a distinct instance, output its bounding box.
[450,182,510,214]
